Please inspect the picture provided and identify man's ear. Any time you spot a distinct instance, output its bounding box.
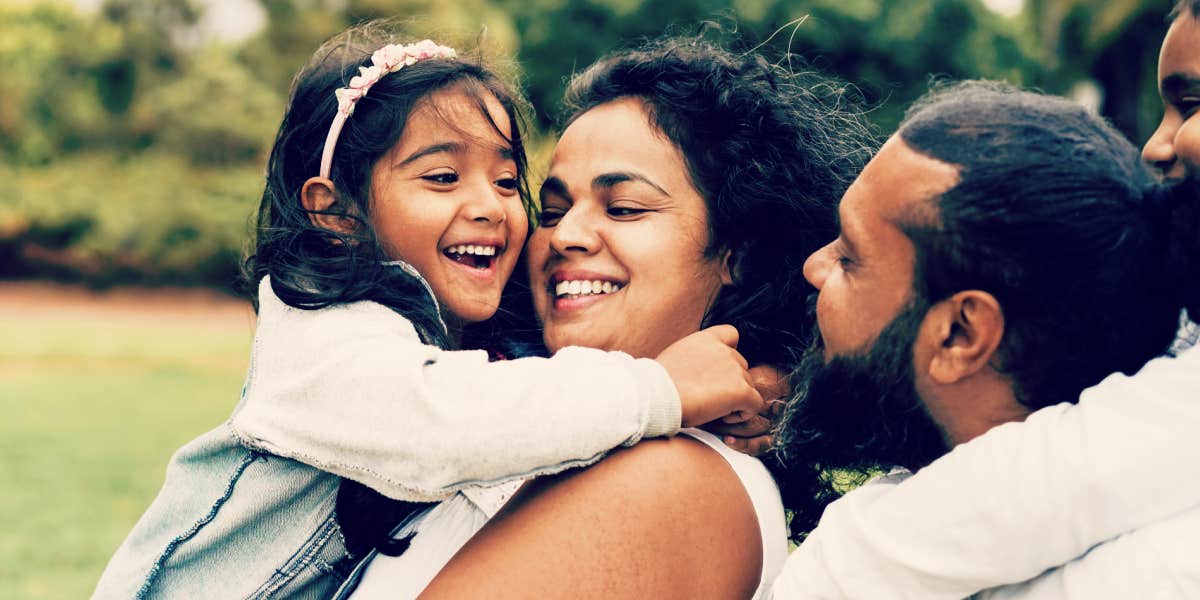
[301,176,358,235]
[922,290,1004,385]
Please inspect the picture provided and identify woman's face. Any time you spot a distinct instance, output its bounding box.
[528,97,730,358]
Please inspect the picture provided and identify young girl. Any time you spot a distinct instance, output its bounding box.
[92,22,763,599]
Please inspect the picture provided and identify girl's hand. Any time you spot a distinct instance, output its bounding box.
[655,325,765,429]
[703,365,789,456]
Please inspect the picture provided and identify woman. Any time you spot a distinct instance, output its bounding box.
[347,35,874,599]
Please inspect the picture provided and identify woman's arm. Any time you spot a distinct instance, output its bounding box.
[419,436,763,599]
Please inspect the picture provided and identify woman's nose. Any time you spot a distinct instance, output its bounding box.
[548,206,600,255]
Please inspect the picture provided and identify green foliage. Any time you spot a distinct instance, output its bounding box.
[147,46,284,165]
[0,0,1177,286]
[0,154,261,290]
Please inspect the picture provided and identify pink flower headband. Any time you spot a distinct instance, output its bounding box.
[319,40,458,179]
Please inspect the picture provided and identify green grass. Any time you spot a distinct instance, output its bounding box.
[0,315,251,598]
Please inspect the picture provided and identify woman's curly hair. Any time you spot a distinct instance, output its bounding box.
[562,32,879,539]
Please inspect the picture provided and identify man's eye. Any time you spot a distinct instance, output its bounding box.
[1179,97,1200,117]
[423,172,458,185]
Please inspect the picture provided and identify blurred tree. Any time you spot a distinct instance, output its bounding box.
[147,46,283,164]
[500,0,1042,132]
[1024,0,1174,141]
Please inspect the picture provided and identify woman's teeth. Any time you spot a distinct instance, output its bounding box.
[554,280,623,298]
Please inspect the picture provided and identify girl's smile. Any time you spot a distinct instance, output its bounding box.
[369,85,529,327]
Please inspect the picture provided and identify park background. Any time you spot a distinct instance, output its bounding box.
[0,0,1176,596]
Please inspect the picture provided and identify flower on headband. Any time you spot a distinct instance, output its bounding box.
[334,40,457,116]
[320,40,458,178]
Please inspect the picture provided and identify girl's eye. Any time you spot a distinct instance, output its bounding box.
[538,208,565,227]
[607,206,649,218]
[495,177,519,191]
[422,172,458,185]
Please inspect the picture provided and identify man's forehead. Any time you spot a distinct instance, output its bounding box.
[841,135,960,228]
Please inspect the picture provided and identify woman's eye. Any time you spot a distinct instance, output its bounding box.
[422,172,458,185]
[607,206,648,218]
[538,208,565,227]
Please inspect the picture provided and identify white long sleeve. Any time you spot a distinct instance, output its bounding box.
[977,506,1200,599]
[230,277,681,502]
[773,344,1200,599]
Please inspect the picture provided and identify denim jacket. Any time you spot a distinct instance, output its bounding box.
[92,277,680,598]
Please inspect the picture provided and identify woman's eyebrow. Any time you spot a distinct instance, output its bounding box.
[396,142,463,167]
[592,172,670,197]
[540,176,571,202]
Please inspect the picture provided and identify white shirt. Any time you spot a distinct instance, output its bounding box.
[773,341,1200,599]
[351,429,790,599]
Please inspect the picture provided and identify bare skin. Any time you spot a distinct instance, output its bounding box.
[418,436,761,599]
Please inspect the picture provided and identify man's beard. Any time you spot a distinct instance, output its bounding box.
[776,299,951,477]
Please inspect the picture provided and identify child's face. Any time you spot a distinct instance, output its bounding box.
[1144,13,1200,181]
[369,86,529,326]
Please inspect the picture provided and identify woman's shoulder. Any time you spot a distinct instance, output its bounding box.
[420,434,767,599]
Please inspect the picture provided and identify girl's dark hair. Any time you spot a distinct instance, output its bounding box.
[898,80,1200,410]
[244,21,537,560]
[562,32,876,370]
[561,32,877,541]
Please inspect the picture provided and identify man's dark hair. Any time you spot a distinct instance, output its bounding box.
[1171,0,1200,19]
[898,80,1199,409]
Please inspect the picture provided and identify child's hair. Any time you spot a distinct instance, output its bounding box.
[242,20,538,560]
[244,20,535,349]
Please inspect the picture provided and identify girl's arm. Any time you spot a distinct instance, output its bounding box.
[772,343,1200,599]
[230,280,747,502]
[418,436,763,599]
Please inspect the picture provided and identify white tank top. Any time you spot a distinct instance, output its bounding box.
[349,428,789,599]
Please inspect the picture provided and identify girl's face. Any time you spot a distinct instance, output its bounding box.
[369,86,529,327]
[1144,13,1200,181]
[528,98,730,358]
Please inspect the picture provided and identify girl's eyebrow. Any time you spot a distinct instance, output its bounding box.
[396,142,463,167]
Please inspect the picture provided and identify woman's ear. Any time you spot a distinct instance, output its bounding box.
[301,176,358,235]
[924,290,1005,385]
[719,248,735,286]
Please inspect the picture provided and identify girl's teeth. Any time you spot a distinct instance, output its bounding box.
[447,245,498,256]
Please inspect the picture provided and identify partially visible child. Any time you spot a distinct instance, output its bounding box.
[93,22,764,599]
[771,3,1200,597]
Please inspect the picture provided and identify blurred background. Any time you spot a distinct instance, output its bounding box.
[0,0,1176,596]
